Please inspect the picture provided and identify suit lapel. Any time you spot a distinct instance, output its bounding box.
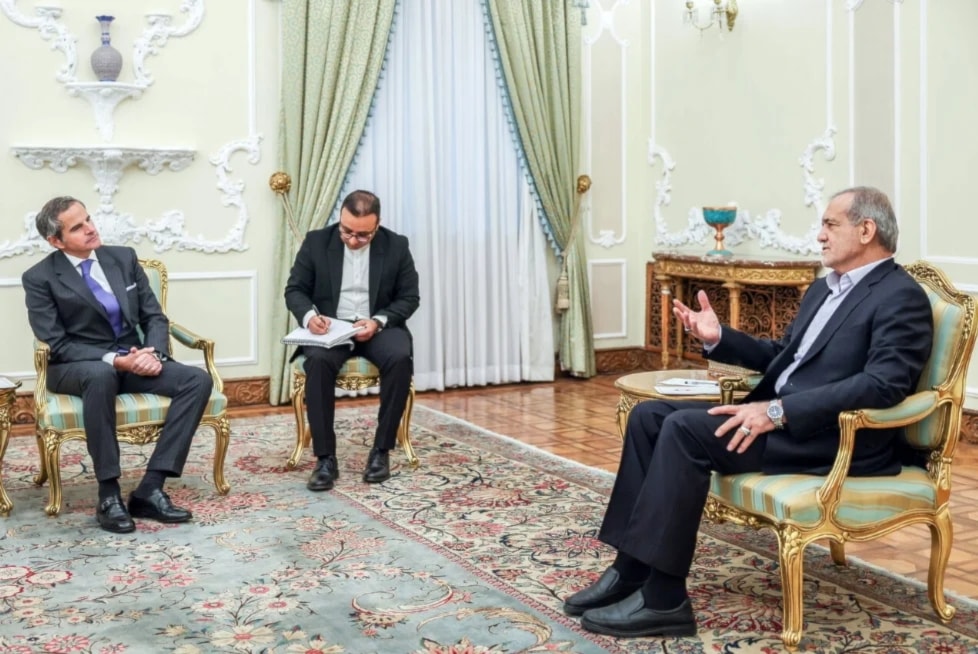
[368,230,386,312]
[54,252,106,318]
[795,261,894,366]
[98,249,132,328]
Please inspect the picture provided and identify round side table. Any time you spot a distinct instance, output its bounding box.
[614,369,729,441]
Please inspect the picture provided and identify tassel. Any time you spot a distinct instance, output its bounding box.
[555,270,570,312]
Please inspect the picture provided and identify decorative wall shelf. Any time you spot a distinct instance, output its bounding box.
[4,137,261,258]
[0,0,204,141]
[64,82,146,140]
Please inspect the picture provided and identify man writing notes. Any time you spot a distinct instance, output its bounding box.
[22,196,212,533]
[285,190,420,491]
[564,186,933,638]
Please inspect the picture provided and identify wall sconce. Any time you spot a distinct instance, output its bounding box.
[685,0,738,33]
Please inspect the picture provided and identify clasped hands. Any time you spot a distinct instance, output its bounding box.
[114,346,163,376]
[673,289,772,454]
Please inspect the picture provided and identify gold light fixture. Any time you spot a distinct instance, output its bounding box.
[685,0,738,33]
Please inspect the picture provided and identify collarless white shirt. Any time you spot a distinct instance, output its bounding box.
[335,243,371,321]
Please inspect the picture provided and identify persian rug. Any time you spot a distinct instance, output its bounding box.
[1,406,977,654]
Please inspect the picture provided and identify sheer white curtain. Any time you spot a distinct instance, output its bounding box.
[340,0,555,391]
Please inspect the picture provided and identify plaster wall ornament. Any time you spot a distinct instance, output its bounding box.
[133,1,206,87]
[4,137,261,258]
[0,1,77,82]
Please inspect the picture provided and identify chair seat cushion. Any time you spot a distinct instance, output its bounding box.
[39,388,228,432]
[710,467,937,526]
[292,354,379,378]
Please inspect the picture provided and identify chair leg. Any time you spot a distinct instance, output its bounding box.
[43,435,64,516]
[32,432,49,487]
[927,509,956,622]
[776,527,807,651]
[829,540,847,567]
[288,376,307,470]
[209,415,231,495]
[396,382,419,468]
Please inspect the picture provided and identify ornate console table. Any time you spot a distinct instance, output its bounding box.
[647,252,822,368]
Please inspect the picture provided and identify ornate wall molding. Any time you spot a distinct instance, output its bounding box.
[0,0,205,140]
[651,0,838,254]
[582,0,631,249]
[4,137,261,258]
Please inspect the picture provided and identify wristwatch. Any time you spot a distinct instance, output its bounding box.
[767,399,785,430]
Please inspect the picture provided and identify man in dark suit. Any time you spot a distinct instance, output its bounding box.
[564,186,933,638]
[285,189,420,491]
[22,196,213,533]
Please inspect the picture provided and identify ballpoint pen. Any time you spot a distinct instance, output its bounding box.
[312,305,329,332]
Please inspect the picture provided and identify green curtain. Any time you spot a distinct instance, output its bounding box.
[485,0,595,378]
[269,0,397,404]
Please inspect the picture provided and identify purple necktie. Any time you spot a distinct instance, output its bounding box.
[79,259,124,337]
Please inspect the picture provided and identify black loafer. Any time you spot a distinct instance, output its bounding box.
[362,448,390,483]
[128,489,192,523]
[563,567,643,616]
[581,590,697,637]
[96,495,135,533]
[307,455,339,491]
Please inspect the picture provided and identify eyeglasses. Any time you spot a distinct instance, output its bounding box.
[338,224,378,243]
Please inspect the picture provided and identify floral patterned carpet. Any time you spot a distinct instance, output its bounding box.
[1,406,977,654]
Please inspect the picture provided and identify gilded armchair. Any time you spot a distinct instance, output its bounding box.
[704,261,977,650]
[32,259,231,516]
[288,356,418,469]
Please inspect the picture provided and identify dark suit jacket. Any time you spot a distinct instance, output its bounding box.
[706,259,933,476]
[284,224,420,334]
[22,246,170,364]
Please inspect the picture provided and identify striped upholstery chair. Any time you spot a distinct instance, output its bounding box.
[705,261,978,650]
[32,259,231,516]
[289,355,418,470]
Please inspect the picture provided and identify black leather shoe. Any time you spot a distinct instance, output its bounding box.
[307,455,339,491]
[96,495,135,533]
[128,489,192,523]
[362,448,390,483]
[563,567,644,616]
[581,590,697,637]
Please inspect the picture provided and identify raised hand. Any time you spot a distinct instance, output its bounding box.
[672,290,721,346]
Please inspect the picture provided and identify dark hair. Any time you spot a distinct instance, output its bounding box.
[830,186,898,252]
[341,190,381,221]
[36,196,84,240]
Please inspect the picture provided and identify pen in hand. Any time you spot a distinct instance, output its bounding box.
[311,305,331,334]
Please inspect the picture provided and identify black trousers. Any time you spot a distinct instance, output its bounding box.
[598,399,765,578]
[47,360,213,482]
[302,327,412,456]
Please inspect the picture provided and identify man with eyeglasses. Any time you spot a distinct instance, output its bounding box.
[285,189,420,491]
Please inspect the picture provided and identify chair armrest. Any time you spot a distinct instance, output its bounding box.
[817,389,942,514]
[33,341,51,412]
[169,322,223,393]
[718,374,762,404]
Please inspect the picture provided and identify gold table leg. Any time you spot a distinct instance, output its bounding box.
[0,382,22,517]
[615,392,639,442]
